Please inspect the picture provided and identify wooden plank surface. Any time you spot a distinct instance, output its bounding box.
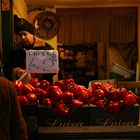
[38,125,140,139]
[39,125,140,133]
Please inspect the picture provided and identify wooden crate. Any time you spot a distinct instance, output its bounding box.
[117,81,140,88]
[117,81,140,96]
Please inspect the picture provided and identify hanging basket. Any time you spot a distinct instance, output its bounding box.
[34,11,60,39]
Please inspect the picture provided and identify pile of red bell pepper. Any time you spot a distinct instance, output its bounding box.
[13,78,138,116]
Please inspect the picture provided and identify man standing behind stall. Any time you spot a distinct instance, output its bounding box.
[4,15,56,84]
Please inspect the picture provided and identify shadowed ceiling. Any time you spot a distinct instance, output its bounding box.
[25,0,140,8]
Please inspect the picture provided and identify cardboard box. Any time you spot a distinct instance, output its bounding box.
[89,105,139,126]
[22,104,139,130]
[21,105,38,134]
[38,105,90,127]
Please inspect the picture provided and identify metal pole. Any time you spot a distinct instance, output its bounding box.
[0,0,2,59]
[0,0,4,76]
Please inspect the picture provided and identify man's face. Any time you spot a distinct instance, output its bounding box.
[18,31,34,49]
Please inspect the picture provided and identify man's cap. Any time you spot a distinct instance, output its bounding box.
[14,15,35,35]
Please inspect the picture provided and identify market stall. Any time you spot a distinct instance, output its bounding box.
[13,77,140,140]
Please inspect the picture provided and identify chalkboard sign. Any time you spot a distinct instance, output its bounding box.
[26,50,59,73]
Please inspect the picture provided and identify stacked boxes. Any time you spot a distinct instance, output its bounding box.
[36,105,139,127]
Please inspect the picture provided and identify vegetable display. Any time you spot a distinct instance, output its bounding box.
[13,78,138,116]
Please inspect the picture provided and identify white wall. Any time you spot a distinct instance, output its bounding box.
[13,0,28,18]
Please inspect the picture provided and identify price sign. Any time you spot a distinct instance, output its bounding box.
[26,50,59,73]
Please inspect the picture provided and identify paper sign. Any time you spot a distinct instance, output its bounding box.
[26,50,59,73]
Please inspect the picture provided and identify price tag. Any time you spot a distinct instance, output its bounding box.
[26,50,59,73]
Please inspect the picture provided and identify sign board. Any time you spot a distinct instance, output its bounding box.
[26,50,59,73]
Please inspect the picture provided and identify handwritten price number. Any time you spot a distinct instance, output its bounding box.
[28,58,55,72]
[26,50,58,73]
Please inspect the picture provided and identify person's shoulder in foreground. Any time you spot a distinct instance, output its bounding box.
[0,76,28,140]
